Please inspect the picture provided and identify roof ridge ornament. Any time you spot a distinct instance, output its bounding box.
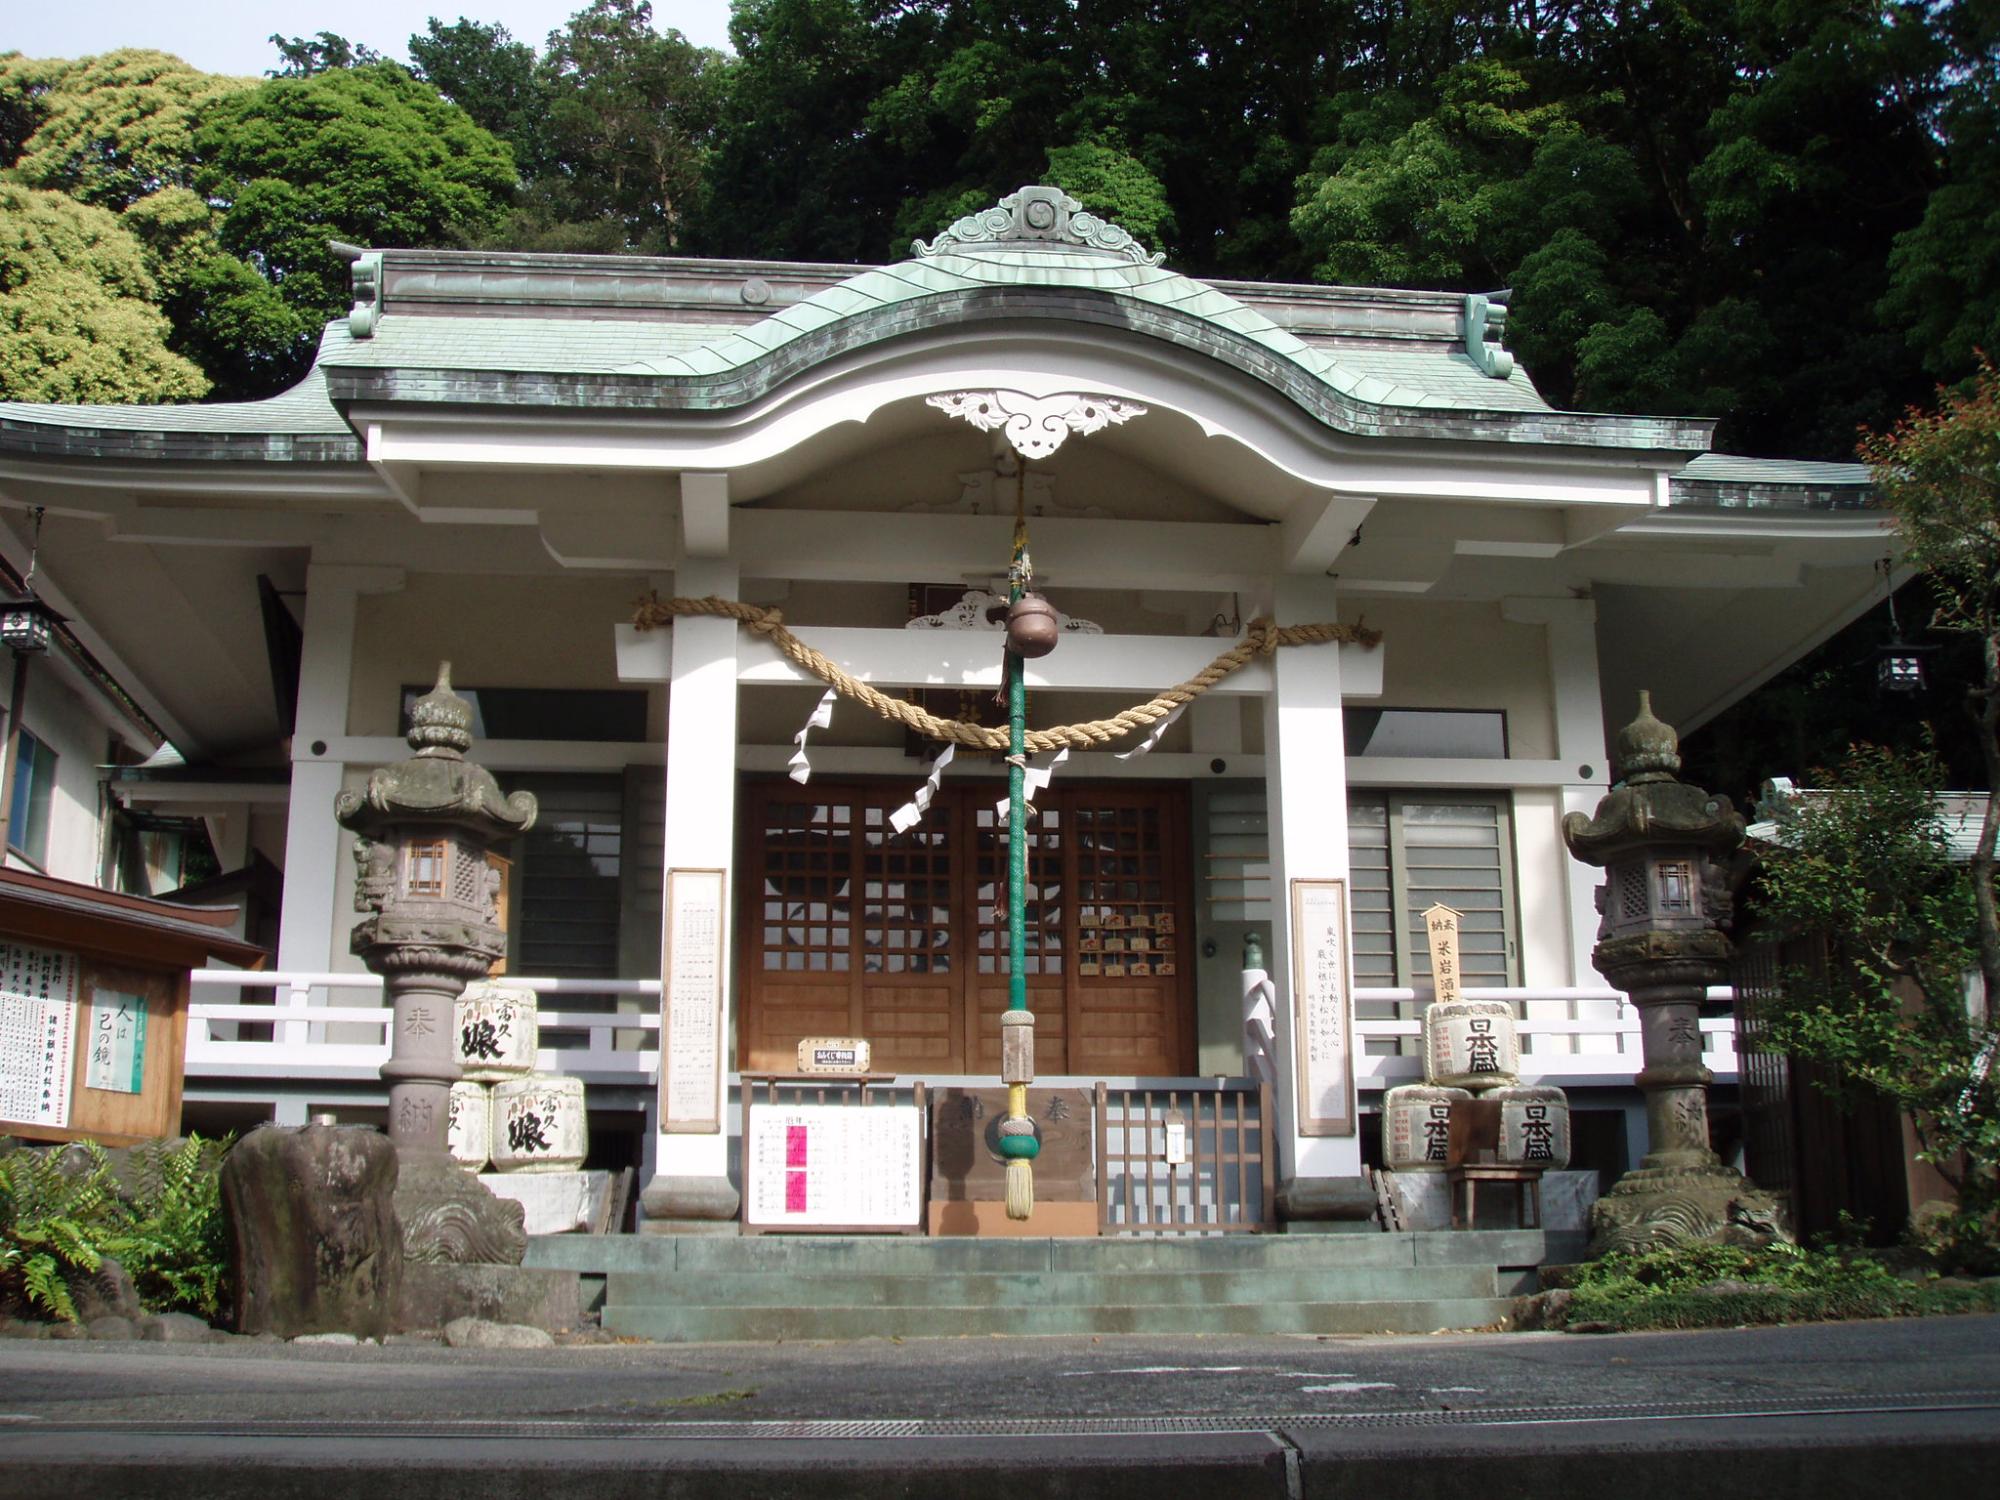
[1464,290,1513,379]
[912,185,1167,267]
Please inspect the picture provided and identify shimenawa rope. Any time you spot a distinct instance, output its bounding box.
[633,594,1381,754]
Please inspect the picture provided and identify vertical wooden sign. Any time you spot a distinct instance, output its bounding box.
[661,867,726,1134]
[1423,903,1463,1005]
[1289,878,1354,1137]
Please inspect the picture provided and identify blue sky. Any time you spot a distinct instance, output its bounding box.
[5,2,737,74]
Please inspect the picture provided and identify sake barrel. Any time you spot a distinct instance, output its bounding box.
[455,980,537,1082]
[446,1080,491,1171]
[1424,998,1520,1090]
[1492,1084,1572,1170]
[1382,1084,1472,1171]
[490,1073,588,1173]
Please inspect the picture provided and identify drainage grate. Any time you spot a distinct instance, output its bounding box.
[16,1391,1999,1442]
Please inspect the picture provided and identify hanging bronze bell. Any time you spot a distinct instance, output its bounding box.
[1006,592,1061,658]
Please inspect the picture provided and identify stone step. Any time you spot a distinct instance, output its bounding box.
[602,1296,1520,1342]
[603,1264,1502,1309]
[527,1228,1582,1278]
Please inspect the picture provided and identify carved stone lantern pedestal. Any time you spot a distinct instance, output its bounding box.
[337,664,538,1264]
[1562,693,1787,1255]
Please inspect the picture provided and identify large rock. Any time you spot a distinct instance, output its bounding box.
[221,1120,403,1340]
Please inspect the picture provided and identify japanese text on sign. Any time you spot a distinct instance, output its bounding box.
[86,988,147,1095]
[1289,880,1354,1137]
[662,868,726,1132]
[745,1103,923,1229]
[1423,903,1462,1005]
[0,941,79,1130]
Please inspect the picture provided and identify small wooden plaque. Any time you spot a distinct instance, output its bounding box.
[795,1036,871,1074]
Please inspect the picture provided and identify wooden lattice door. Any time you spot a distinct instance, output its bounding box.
[741,781,1193,1077]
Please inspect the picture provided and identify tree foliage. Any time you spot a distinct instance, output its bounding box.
[0,183,208,403]
[1862,360,2000,1017]
[1753,743,1996,1264]
[0,49,251,211]
[191,62,517,386]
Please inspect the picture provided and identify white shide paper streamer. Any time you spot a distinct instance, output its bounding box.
[994,747,1070,824]
[1114,703,1185,761]
[787,688,838,783]
[890,744,955,833]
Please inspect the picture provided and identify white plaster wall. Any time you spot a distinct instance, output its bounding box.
[766,429,1250,524]
[6,669,111,883]
[1511,787,1571,989]
[1357,598,1556,756]
[348,573,660,738]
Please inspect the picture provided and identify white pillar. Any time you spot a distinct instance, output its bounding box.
[640,533,743,1228]
[276,564,403,974]
[1261,575,1363,1204]
[1506,597,1616,1056]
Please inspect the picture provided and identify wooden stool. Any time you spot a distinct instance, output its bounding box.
[1446,1163,1543,1229]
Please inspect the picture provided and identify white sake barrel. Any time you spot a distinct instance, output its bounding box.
[446,1080,491,1170]
[1424,998,1520,1090]
[1493,1084,1572,1169]
[1382,1084,1471,1171]
[490,1073,588,1173]
[455,980,537,1082]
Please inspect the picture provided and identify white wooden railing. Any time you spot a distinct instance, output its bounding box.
[184,971,1736,1096]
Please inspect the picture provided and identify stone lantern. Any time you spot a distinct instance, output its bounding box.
[336,663,538,1261]
[1561,692,1786,1254]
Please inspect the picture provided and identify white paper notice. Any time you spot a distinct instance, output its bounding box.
[745,1103,923,1229]
[1291,881,1353,1136]
[0,940,79,1130]
[663,868,725,1130]
[86,989,148,1095]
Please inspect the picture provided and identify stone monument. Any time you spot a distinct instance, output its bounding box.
[1561,692,1786,1254]
[336,663,539,1263]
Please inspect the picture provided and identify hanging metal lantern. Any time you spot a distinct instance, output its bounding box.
[1875,638,1931,694]
[1005,591,1060,658]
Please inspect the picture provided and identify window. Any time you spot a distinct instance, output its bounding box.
[399,686,646,743]
[509,775,625,977]
[1344,708,1507,758]
[7,729,56,867]
[1349,793,1518,1054]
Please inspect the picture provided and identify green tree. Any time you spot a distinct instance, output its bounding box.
[1862,360,2000,1022]
[191,63,516,385]
[0,183,209,403]
[266,32,386,78]
[408,17,550,180]
[0,49,251,211]
[1754,743,1996,1265]
[534,0,732,252]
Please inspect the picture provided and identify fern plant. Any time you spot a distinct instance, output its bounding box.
[0,1142,127,1323]
[0,1134,231,1324]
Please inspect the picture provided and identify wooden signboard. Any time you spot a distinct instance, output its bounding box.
[1424,903,1463,1005]
[661,867,727,1133]
[0,869,264,1146]
[1289,878,1355,1138]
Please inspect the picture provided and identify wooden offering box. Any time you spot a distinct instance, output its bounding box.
[0,868,265,1146]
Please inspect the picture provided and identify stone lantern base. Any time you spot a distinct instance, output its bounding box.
[393,1147,529,1265]
[1588,1160,1788,1257]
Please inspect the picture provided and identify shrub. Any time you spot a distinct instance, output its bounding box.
[0,1134,230,1323]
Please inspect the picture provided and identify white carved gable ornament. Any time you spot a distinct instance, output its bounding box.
[927,390,1147,459]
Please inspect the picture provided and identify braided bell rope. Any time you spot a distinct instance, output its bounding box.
[633,594,1382,754]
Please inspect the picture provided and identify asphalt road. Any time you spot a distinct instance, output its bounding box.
[3,1314,1997,1497]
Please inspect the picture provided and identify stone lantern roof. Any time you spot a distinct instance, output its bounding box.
[333,663,537,842]
[1562,691,1744,865]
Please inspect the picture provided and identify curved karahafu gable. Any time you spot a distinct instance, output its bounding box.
[0,186,1718,462]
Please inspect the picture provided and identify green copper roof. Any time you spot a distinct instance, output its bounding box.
[0,186,1716,457]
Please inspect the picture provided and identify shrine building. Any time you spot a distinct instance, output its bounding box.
[0,187,1883,1228]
